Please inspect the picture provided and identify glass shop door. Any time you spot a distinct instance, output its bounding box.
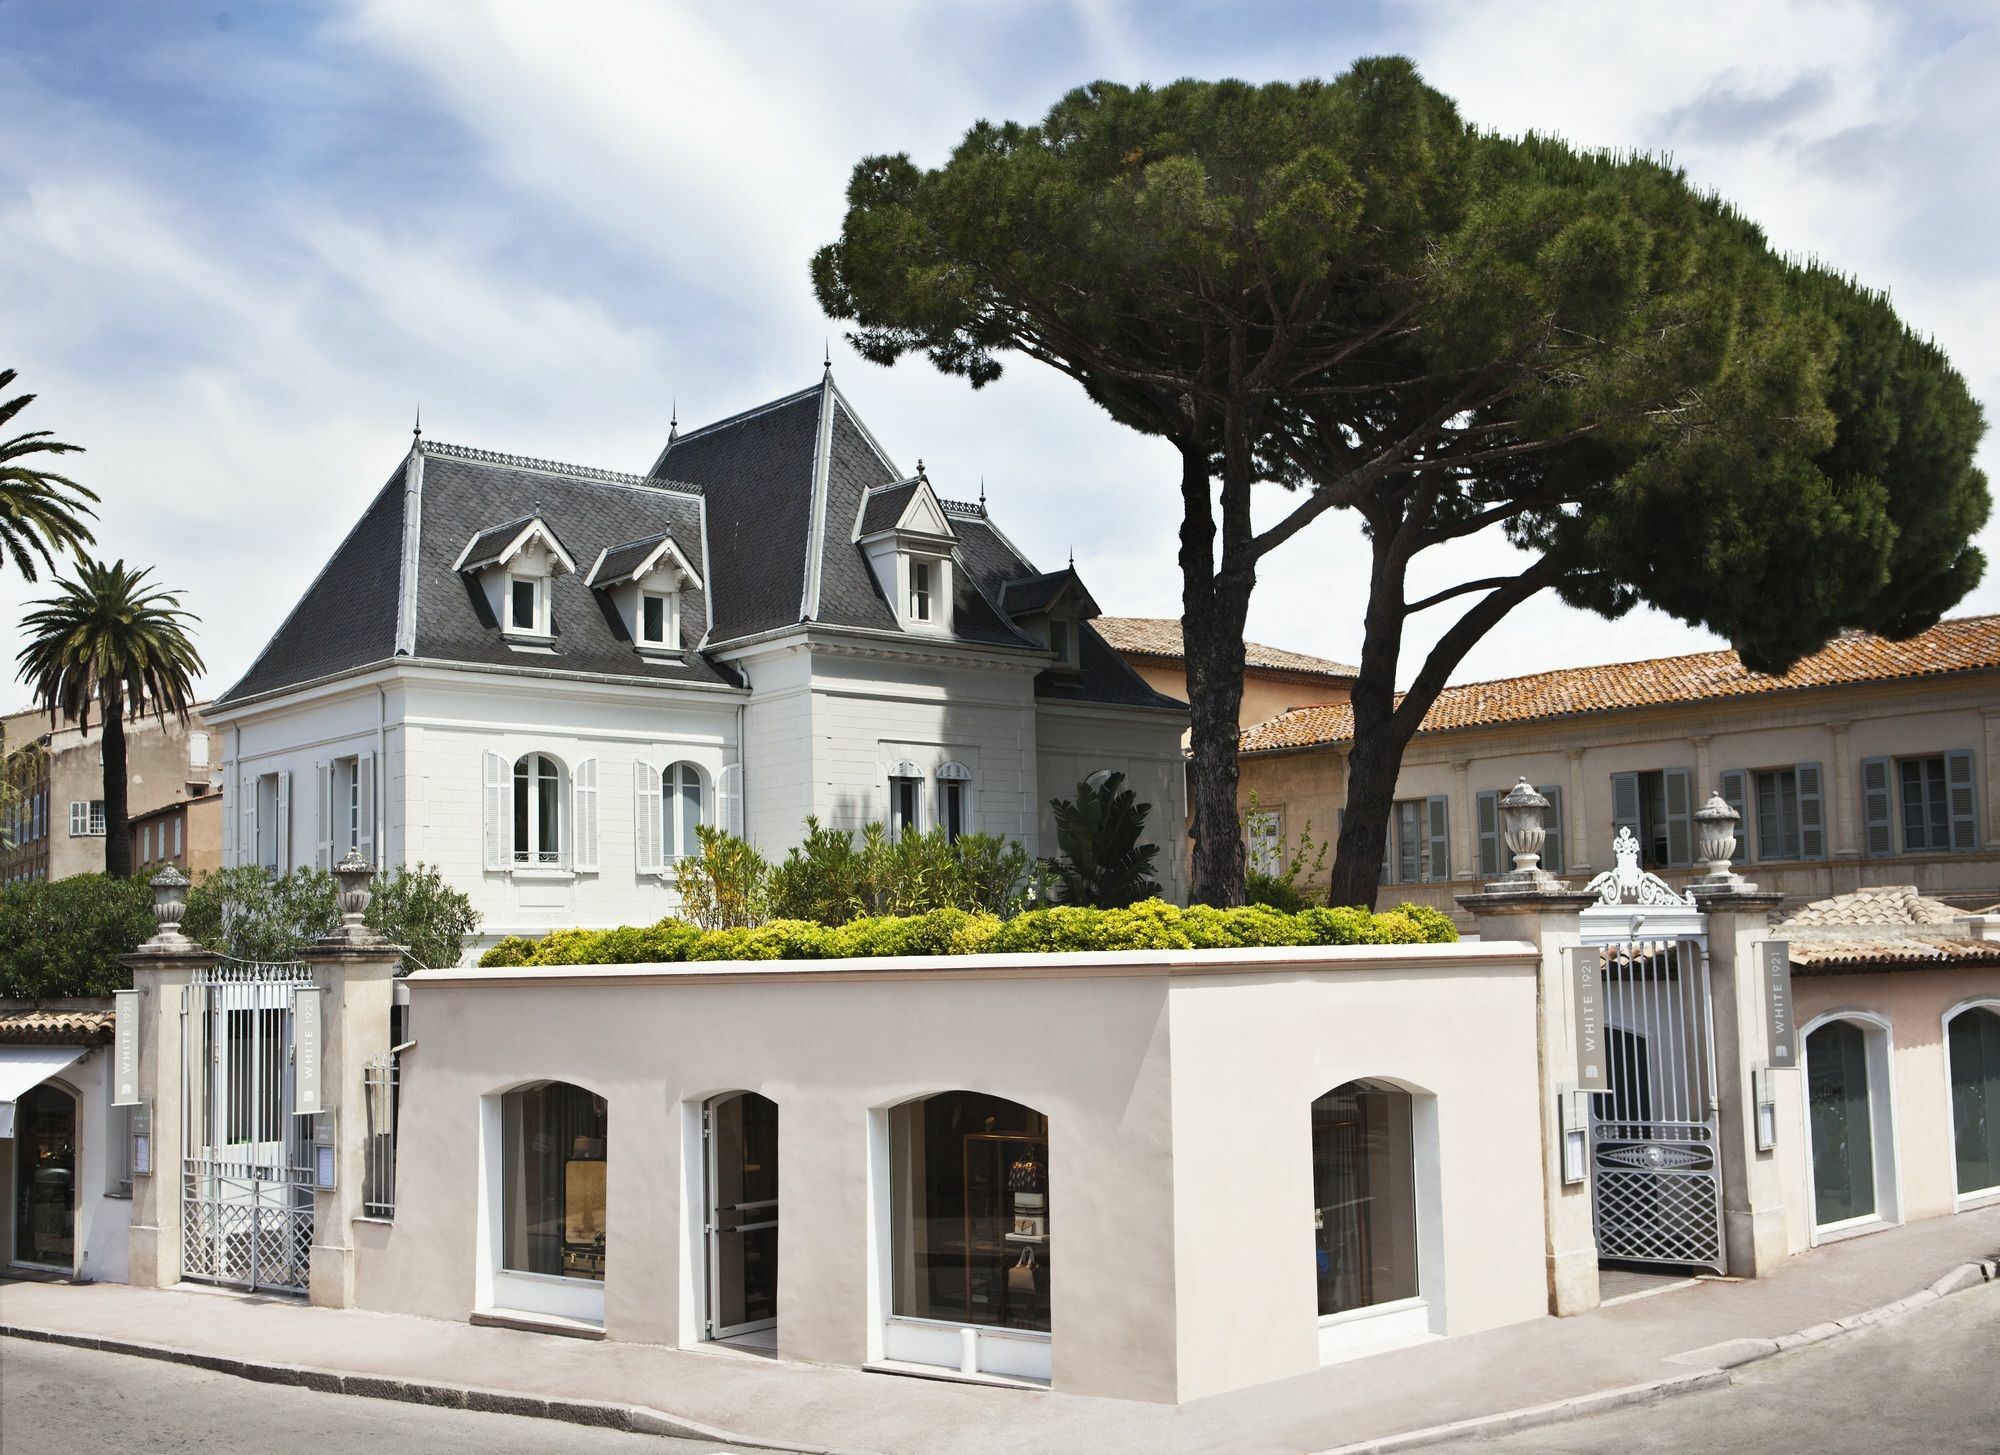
[706,1092,779,1341]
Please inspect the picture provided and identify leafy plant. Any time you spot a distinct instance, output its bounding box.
[1244,793,1330,913]
[0,873,151,1000]
[770,818,1032,924]
[672,824,771,929]
[365,863,481,970]
[769,816,868,925]
[181,862,479,968]
[1044,772,1160,908]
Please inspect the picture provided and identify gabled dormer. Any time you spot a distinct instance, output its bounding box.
[855,475,958,637]
[1000,566,1101,674]
[585,531,704,657]
[453,515,578,646]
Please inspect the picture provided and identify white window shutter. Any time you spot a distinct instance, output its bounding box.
[1945,749,1978,852]
[358,752,377,866]
[718,762,742,837]
[572,757,600,871]
[241,778,257,868]
[1859,756,1894,857]
[634,759,662,874]
[1795,761,1826,860]
[315,761,332,870]
[275,770,292,872]
[483,751,510,872]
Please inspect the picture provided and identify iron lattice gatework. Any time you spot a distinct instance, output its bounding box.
[181,961,317,1294]
[1588,938,1727,1273]
[363,1054,399,1219]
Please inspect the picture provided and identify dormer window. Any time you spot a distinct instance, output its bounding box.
[999,565,1099,675]
[910,561,933,622]
[585,531,702,658]
[455,515,577,647]
[856,477,958,637]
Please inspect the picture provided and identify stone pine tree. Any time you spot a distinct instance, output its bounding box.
[16,560,206,878]
[813,61,1989,907]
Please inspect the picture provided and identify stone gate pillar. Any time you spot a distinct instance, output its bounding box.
[1459,779,1602,1317]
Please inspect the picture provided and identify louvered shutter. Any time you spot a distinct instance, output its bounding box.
[1610,771,1641,850]
[275,770,292,872]
[1539,784,1565,875]
[572,757,600,871]
[1945,749,1979,852]
[1425,795,1451,882]
[1476,790,1500,877]
[718,762,743,837]
[241,777,257,869]
[1796,762,1826,860]
[359,752,378,866]
[315,761,332,869]
[1719,769,1749,863]
[1663,768,1692,867]
[1859,756,1894,857]
[634,759,662,874]
[483,751,510,871]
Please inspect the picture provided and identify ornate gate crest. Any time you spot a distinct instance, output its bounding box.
[1583,826,1696,908]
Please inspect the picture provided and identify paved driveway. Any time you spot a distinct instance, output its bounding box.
[0,1336,755,1455]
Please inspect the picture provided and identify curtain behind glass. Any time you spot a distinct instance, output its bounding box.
[1313,1082,1418,1316]
[1807,1021,1875,1224]
[502,1082,608,1280]
[1950,1009,2000,1196]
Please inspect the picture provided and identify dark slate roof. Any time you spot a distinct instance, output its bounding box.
[1001,568,1099,617]
[950,508,1185,710]
[857,480,923,537]
[223,467,407,700]
[459,516,539,572]
[406,451,734,687]
[591,532,692,586]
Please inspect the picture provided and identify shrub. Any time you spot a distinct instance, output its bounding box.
[673,825,770,929]
[1245,870,1307,913]
[1243,792,1330,910]
[0,874,153,1000]
[182,863,479,969]
[366,862,481,970]
[769,819,1032,925]
[769,817,867,924]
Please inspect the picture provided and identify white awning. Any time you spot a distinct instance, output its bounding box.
[0,1045,88,1139]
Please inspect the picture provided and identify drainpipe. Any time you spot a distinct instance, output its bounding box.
[377,686,389,867]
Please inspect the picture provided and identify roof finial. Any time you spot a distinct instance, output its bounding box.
[1068,545,1075,570]
[916,457,927,482]
[667,398,678,446]
[978,475,986,513]
[823,338,832,373]
[413,405,421,442]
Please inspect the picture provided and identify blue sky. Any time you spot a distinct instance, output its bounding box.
[4,0,1997,702]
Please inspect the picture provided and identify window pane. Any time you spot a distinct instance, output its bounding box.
[892,778,919,836]
[678,768,702,855]
[536,758,561,860]
[1396,801,1421,884]
[891,1091,1048,1332]
[642,594,666,642]
[513,760,530,860]
[1807,1020,1875,1224]
[1949,1009,2000,1196]
[511,579,537,630]
[1314,1083,1418,1316]
[943,781,964,842]
[502,1082,607,1281]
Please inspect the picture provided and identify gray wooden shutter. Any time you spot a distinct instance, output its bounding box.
[358,752,377,866]
[572,757,599,871]
[1859,756,1894,857]
[1539,784,1565,875]
[1945,749,1979,852]
[1476,790,1500,877]
[1664,767,1693,868]
[1610,771,1641,851]
[1796,761,1826,860]
[241,776,257,870]
[1719,769,1749,863]
[483,751,509,871]
[1426,794,1451,882]
[315,760,332,870]
[634,759,662,874]
[275,770,291,872]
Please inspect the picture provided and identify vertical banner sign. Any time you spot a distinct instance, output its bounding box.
[112,988,141,1106]
[1571,947,1609,1093]
[1762,941,1796,1066]
[294,985,324,1116]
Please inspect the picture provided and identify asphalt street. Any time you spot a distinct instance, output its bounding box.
[1429,1278,2000,1454]
[0,1336,756,1455]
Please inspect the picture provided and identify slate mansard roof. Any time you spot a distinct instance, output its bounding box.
[219,376,1182,714]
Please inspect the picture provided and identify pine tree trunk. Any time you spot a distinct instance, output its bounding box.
[101,689,132,879]
[1328,527,1409,909]
[1179,441,1255,906]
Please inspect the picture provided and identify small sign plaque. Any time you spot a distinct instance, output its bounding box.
[131,1101,153,1177]
[1571,948,1609,1093]
[112,989,141,1107]
[294,986,324,1115]
[1762,941,1796,1066]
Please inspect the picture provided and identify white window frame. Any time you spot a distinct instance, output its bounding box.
[888,761,924,837]
[639,589,680,650]
[936,762,973,842]
[1941,997,2000,1210]
[1800,1009,1903,1243]
[662,761,707,861]
[505,573,549,638]
[909,559,932,622]
[512,753,567,867]
[69,800,106,837]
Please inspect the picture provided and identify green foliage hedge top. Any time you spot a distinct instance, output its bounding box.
[477,898,1457,968]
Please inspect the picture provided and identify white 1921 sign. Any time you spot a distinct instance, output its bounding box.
[1570,947,1608,1093]
[113,989,141,1106]
[1762,941,1796,1067]
[294,986,324,1115]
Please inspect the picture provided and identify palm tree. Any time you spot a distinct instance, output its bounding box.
[16,560,205,877]
[0,369,98,579]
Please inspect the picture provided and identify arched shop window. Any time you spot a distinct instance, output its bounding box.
[1805,1018,1888,1229]
[1948,1004,2000,1200]
[1312,1080,1418,1317]
[502,1081,607,1283]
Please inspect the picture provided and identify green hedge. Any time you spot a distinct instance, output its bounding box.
[477,898,1457,968]
[0,874,153,1001]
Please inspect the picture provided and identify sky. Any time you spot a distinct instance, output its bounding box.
[3,0,1997,707]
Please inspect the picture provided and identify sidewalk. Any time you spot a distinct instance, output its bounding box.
[5,1205,1997,1455]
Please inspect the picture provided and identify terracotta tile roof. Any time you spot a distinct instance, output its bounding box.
[1240,614,2000,752]
[1095,616,1359,680]
[0,1008,115,1044]
[1772,886,2000,975]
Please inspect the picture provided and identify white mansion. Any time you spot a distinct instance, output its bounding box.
[207,372,1189,950]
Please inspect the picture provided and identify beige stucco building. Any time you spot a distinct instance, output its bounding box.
[1095,616,1356,746]
[1232,616,2000,923]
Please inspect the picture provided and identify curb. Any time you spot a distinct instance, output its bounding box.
[1307,1254,1998,1455]
[0,1323,853,1455]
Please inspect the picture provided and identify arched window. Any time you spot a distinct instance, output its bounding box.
[13,1081,77,1271]
[1805,1017,1889,1229]
[1312,1080,1418,1317]
[1947,1005,2000,1200]
[512,754,564,865]
[936,762,973,843]
[887,760,923,838]
[662,762,706,861]
[886,1090,1049,1380]
[501,1081,607,1284]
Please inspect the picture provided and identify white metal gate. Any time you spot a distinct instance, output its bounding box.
[181,963,316,1294]
[1587,939,1726,1272]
